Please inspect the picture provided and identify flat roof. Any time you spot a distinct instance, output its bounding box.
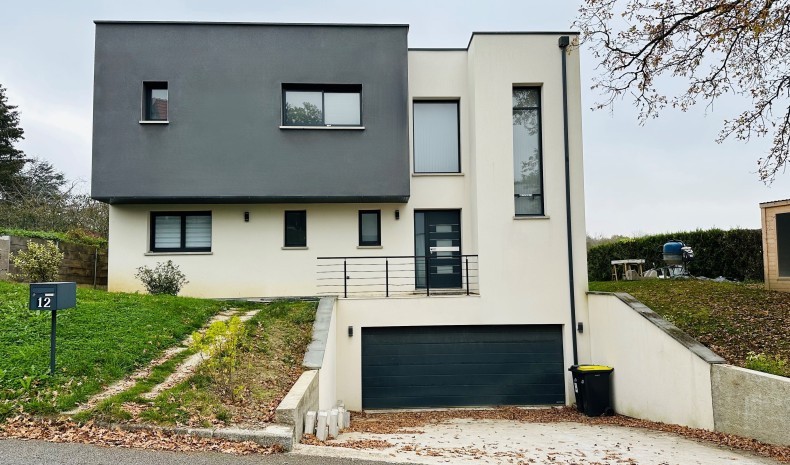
[760,199,790,208]
[93,21,579,50]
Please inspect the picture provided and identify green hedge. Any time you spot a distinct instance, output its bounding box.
[0,227,107,248]
[587,228,763,281]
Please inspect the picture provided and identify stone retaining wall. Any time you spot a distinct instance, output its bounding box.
[0,235,108,285]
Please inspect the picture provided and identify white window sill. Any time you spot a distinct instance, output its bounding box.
[412,172,464,177]
[144,251,213,256]
[139,120,170,124]
[279,125,365,130]
[357,245,383,249]
[513,215,550,220]
[282,246,309,250]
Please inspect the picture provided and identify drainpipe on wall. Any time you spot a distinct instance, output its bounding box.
[559,35,579,366]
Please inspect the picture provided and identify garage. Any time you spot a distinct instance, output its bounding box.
[361,325,565,409]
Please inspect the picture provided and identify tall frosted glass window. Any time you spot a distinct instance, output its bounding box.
[513,88,544,216]
[413,101,460,173]
[283,85,362,127]
[150,212,211,252]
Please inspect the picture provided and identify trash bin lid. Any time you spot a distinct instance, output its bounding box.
[575,365,613,372]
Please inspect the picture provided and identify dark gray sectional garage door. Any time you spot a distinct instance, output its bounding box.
[361,325,565,409]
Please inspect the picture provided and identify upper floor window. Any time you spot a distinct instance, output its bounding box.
[413,101,460,173]
[282,84,361,127]
[513,87,544,216]
[143,81,168,122]
[150,211,211,252]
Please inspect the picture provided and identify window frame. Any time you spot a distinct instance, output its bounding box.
[281,84,363,128]
[284,210,308,248]
[149,211,211,253]
[142,81,169,122]
[358,210,382,246]
[412,99,461,174]
[512,86,545,217]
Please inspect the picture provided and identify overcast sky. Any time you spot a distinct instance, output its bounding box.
[1,0,788,236]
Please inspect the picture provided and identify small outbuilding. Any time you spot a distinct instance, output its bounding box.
[760,199,790,291]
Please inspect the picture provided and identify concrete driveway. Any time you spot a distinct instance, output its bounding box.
[295,418,781,465]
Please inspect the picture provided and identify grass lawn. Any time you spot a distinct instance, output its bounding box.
[589,280,789,374]
[86,299,317,427]
[0,281,257,418]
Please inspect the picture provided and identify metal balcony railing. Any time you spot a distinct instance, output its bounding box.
[316,255,479,298]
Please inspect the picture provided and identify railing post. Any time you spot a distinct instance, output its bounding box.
[343,259,347,298]
[425,254,431,296]
[465,256,470,296]
[385,258,389,297]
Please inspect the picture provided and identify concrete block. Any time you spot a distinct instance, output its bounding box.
[329,409,339,438]
[305,410,316,435]
[316,411,328,441]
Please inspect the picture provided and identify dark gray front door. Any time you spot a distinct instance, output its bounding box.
[415,210,461,289]
[361,325,565,409]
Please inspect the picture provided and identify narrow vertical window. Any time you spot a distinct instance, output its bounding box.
[284,210,307,247]
[413,101,460,173]
[359,210,381,246]
[777,213,790,276]
[143,81,168,121]
[512,87,543,216]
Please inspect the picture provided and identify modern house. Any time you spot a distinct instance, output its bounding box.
[760,199,790,292]
[92,22,589,412]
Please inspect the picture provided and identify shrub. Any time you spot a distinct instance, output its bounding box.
[745,352,788,377]
[191,316,248,399]
[10,240,63,282]
[135,260,189,295]
[587,228,763,281]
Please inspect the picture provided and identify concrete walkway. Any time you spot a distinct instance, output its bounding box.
[295,419,781,465]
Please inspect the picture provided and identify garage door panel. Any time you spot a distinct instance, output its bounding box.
[363,352,563,367]
[365,393,565,409]
[362,325,565,409]
[364,327,562,344]
[362,372,564,388]
[363,362,563,377]
[362,341,562,357]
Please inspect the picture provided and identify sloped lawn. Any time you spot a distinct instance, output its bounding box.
[589,280,789,375]
[87,299,317,428]
[0,281,255,418]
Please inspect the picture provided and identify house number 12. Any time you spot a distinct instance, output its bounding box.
[37,296,52,308]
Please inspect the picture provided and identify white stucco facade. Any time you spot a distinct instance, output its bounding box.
[105,33,589,410]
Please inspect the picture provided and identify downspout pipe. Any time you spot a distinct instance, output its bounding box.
[558,36,579,366]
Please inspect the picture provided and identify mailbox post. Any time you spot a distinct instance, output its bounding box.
[29,282,76,375]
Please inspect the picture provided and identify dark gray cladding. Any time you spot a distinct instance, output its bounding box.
[91,23,410,204]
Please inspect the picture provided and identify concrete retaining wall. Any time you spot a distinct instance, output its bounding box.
[588,292,724,429]
[1,235,108,285]
[274,370,318,444]
[712,364,790,446]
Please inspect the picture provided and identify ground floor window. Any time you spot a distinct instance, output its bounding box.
[359,210,381,246]
[150,211,211,252]
[284,210,307,247]
[778,213,790,276]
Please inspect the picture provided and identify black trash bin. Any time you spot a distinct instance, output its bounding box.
[569,365,614,416]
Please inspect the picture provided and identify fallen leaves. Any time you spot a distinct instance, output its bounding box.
[341,407,790,463]
[301,433,393,449]
[0,415,282,455]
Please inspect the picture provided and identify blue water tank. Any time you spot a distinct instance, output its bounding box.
[663,240,685,265]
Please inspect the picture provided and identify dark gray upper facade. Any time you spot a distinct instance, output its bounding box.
[91,22,410,204]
